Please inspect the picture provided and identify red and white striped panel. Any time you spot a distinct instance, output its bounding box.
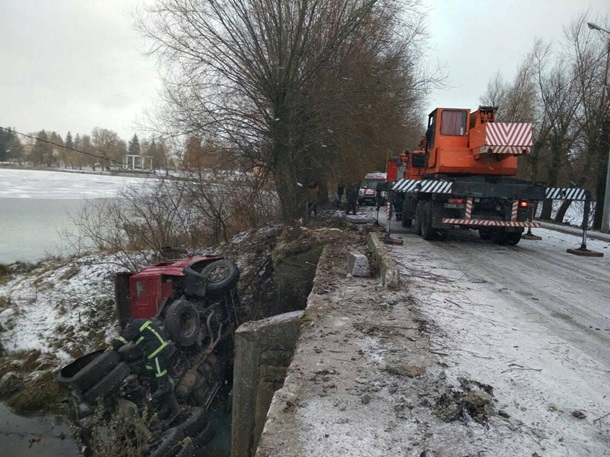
[511,201,519,221]
[442,218,541,228]
[465,197,473,219]
[484,123,533,154]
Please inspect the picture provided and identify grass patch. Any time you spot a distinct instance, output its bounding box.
[59,265,81,281]
[0,263,11,278]
[0,372,22,399]
[0,295,10,309]
[6,370,67,414]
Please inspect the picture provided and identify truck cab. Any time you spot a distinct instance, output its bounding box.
[422,107,528,177]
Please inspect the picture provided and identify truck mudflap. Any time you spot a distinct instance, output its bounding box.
[441,219,541,227]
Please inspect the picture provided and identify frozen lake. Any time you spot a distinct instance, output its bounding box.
[0,169,150,264]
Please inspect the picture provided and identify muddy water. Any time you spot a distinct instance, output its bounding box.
[200,410,231,456]
[0,403,80,457]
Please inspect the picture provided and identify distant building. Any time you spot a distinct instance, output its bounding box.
[124,154,152,170]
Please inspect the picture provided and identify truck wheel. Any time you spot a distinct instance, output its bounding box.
[191,423,215,447]
[493,231,508,245]
[506,232,522,246]
[421,202,435,240]
[200,259,240,298]
[401,217,412,228]
[174,424,214,457]
[57,349,120,392]
[82,362,130,403]
[180,407,209,436]
[479,228,492,240]
[164,299,201,347]
[117,343,143,362]
[146,426,184,457]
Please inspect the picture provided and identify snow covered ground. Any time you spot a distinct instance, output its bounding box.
[252,209,610,457]
[0,253,144,363]
[385,222,610,455]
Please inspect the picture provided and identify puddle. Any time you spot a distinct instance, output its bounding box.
[0,403,80,457]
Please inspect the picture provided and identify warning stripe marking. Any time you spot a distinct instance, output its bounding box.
[442,218,540,227]
[545,188,587,201]
[486,123,533,147]
[465,197,473,219]
[392,180,590,201]
[511,200,519,221]
[392,179,453,193]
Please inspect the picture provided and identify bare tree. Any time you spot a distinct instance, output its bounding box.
[139,0,431,221]
[566,15,610,228]
[481,14,610,226]
[92,128,127,171]
[66,173,281,269]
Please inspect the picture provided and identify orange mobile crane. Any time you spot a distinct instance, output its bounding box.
[387,106,588,244]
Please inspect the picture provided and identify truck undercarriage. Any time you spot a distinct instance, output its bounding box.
[57,255,241,456]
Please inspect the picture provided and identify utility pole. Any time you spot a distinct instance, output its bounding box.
[588,22,610,232]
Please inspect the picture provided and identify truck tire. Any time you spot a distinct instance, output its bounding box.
[57,349,120,392]
[493,231,508,245]
[414,201,423,235]
[421,201,435,240]
[82,362,130,403]
[164,299,200,347]
[200,259,240,298]
[479,228,492,240]
[174,423,215,457]
[191,423,215,448]
[506,232,522,246]
[118,343,143,362]
[146,426,184,457]
[180,407,209,436]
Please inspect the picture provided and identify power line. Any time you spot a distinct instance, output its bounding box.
[0,127,125,165]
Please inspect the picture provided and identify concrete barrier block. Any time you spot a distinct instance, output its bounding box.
[366,233,401,289]
[348,251,370,277]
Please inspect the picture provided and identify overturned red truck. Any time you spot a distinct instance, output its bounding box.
[58,253,240,455]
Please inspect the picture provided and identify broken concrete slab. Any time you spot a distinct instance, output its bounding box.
[348,251,370,277]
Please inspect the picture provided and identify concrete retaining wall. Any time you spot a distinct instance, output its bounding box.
[232,231,400,457]
[231,310,304,457]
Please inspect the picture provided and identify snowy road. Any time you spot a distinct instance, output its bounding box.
[383,217,610,455]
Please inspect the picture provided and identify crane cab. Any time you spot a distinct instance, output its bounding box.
[421,107,527,177]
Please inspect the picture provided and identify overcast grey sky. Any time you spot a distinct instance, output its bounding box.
[0,0,608,142]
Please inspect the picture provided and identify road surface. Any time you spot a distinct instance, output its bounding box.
[382,214,610,455]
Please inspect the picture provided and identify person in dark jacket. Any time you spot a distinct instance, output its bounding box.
[345,182,359,215]
[111,317,171,397]
[307,181,320,217]
[336,184,345,210]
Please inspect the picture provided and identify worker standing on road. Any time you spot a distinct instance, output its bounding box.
[336,183,345,210]
[111,318,171,399]
[345,182,359,215]
[307,181,320,217]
